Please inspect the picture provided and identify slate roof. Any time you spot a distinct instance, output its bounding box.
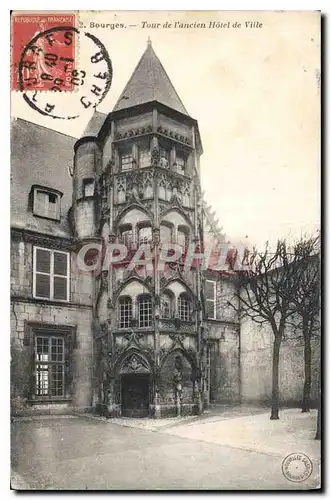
[11,118,75,238]
[82,111,107,137]
[113,41,188,115]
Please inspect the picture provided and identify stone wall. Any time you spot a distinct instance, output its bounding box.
[240,317,320,406]
[11,236,94,415]
[11,300,93,415]
[207,321,240,404]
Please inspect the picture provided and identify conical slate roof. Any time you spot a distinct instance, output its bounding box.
[113,40,188,115]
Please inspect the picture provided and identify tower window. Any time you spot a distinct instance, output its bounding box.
[120,226,133,248]
[139,148,151,168]
[83,178,94,197]
[138,226,152,245]
[159,179,166,200]
[159,148,170,168]
[182,185,190,207]
[121,152,133,171]
[119,297,132,328]
[161,293,172,319]
[177,228,188,248]
[138,295,152,327]
[160,223,172,245]
[176,155,186,174]
[178,293,191,322]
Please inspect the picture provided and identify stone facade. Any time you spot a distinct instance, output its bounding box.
[10,41,319,417]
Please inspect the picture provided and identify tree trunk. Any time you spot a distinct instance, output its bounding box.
[270,335,281,420]
[315,364,321,440]
[302,318,312,412]
[315,407,321,440]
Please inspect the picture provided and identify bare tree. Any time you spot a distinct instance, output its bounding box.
[231,240,297,420]
[285,235,320,412]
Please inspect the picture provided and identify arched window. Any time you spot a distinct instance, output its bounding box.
[119,296,132,328]
[143,182,153,199]
[139,148,151,168]
[182,185,190,207]
[166,181,172,201]
[159,148,170,168]
[178,293,191,322]
[159,179,166,200]
[118,185,126,204]
[160,223,172,245]
[176,154,186,174]
[120,225,133,248]
[138,294,152,327]
[138,226,152,245]
[120,151,133,171]
[161,292,173,318]
[177,227,188,248]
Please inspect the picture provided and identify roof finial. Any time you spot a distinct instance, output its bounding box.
[147,36,152,46]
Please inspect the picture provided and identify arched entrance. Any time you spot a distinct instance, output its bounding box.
[120,353,151,418]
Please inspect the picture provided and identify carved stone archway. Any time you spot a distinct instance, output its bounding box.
[119,353,152,417]
[120,353,151,375]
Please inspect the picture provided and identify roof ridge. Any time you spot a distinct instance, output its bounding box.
[113,42,189,115]
[149,45,188,115]
[11,117,77,140]
[113,47,149,108]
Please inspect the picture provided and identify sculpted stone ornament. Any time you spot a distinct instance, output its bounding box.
[173,356,183,415]
[159,156,169,169]
[151,147,160,167]
[108,232,116,244]
[152,227,160,246]
[120,354,150,374]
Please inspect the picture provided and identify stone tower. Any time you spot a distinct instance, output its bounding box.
[74,40,206,417]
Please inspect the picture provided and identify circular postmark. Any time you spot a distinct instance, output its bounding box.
[18,26,112,120]
[281,453,313,482]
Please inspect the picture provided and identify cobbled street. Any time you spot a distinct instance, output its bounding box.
[11,408,321,490]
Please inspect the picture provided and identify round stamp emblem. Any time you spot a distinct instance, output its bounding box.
[281,453,313,482]
[18,26,112,120]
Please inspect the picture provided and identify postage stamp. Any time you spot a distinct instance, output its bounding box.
[11,13,113,121]
[11,12,77,91]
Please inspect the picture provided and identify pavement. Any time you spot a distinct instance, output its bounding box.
[11,406,321,491]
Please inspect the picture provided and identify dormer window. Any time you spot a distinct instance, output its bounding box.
[32,186,62,221]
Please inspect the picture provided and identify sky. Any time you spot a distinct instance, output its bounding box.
[11,10,320,249]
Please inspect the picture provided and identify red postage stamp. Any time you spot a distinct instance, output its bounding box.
[11,12,77,91]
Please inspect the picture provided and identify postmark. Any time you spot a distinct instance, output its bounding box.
[281,453,313,482]
[15,25,112,120]
[11,12,77,91]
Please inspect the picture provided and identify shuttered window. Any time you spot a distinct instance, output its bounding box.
[206,280,216,319]
[33,188,61,220]
[33,247,70,302]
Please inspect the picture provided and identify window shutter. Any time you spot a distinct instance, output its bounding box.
[28,342,35,400]
[64,332,74,393]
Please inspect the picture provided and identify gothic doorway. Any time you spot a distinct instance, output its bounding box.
[121,374,150,417]
[119,352,151,417]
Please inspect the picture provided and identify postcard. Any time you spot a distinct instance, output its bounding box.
[10,10,321,491]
